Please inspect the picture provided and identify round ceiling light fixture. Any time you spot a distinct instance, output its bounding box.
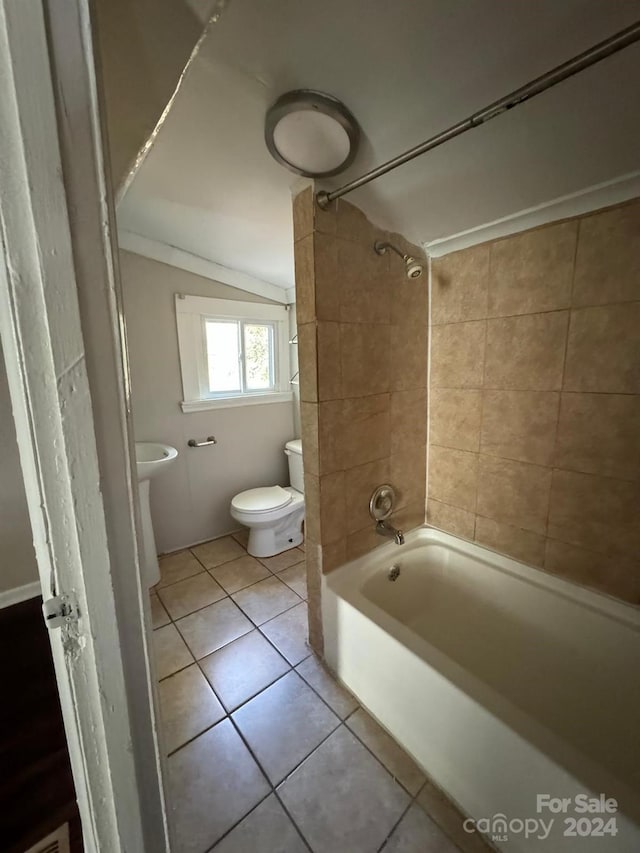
[265,90,360,178]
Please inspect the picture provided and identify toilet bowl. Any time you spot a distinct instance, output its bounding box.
[230,439,305,558]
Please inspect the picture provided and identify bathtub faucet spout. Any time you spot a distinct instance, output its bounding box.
[376,519,405,545]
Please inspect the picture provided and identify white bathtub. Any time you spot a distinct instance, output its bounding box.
[322,527,640,852]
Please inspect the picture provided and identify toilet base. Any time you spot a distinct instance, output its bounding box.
[247,516,304,558]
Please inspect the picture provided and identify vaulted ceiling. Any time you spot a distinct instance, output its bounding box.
[115,0,640,291]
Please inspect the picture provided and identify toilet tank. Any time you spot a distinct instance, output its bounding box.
[284,439,304,493]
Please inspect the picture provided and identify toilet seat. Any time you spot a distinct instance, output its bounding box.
[231,485,292,515]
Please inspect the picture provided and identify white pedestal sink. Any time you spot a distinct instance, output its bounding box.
[135,442,178,586]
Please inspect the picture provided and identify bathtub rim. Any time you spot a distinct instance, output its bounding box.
[322,525,640,832]
[325,525,640,631]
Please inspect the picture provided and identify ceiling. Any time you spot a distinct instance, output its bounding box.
[117,0,640,290]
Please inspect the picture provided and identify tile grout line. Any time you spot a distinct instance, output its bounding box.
[429,294,640,327]
[156,537,459,849]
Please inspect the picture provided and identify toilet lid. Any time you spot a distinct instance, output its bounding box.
[232,485,292,514]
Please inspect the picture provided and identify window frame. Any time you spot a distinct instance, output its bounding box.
[175,294,292,412]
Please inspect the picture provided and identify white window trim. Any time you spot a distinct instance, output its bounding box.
[175,294,292,412]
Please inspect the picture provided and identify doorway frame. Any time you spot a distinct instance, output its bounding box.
[0,0,168,850]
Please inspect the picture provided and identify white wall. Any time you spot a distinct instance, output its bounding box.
[120,250,296,552]
[0,345,38,595]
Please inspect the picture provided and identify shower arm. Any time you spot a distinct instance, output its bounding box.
[316,20,640,209]
[374,241,411,262]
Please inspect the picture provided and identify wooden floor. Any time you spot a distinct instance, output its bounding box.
[0,596,82,853]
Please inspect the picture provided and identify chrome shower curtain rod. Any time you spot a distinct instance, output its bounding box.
[316,20,640,209]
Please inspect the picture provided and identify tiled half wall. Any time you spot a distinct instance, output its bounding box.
[293,188,429,650]
[428,198,640,605]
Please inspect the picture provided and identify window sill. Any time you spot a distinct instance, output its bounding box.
[180,392,293,413]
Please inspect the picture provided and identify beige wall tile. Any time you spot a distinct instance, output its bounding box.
[304,543,324,651]
[390,389,428,454]
[480,390,560,465]
[341,323,390,398]
[319,471,346,545]
[389,322,428,391]
[428,446,478,512]
[294,234,315,324]
[345,458,390,534]
[488,221,576,317]
[318,400,342,475]
[474,516,545,566]
[391,445,426,510]
[484,311,568,390]
[300,402,319,476]
[346,525,380,561]
[317,322,342,400]
[573,200,640,307]
[430,389,482,451]
[321,539,346,573]
[390,270,429,331]
[293,186,313,241]
[297,323,317,402]
[430,321,486,388]
[338,238,390,325]
[314,232,341,322]
[431,244,489,325]
[303,473,320,543]
[342,394,391,468]
[476,455,552,535]
[314,193,337,236]
[545,539,639,605]
[548,468,640,558]
[336,198,380,245]
[393,502,426,533]
[554,393,640,480]
[563,303,640,394]
[426,499,475,540]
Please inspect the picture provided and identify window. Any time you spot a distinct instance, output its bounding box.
[175,295,292,412]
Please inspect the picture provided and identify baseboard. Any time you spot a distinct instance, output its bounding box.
[0,580,41,610]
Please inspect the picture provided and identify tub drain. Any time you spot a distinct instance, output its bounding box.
[388,565,400,582]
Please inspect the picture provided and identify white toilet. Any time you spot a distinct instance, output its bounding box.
[230,439,305,558]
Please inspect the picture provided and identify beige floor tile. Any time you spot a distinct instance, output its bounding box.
[209,554,271,594]
[150,593,170,629]
[232,576,301,626]
[231,527,249,547]
[167,719,269,853]
[259,548,305,573]
[347,708,425,795]
[278,562,308,599]
[384,802,459,852]
[157,550,204,588]
[296,655,358,719]
[158,664,225,754]
[199,630,289,712]
[278,726,409,853]
[260,602,309,665]
[157,572,226,621]
[153,624,193,680]
[177,599,253,660]
[191,535,246,569]
[212,794,307,853]
[232,671,339,784]
[417,782,492,852]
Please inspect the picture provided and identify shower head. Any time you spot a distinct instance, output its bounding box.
[374,240,423,279]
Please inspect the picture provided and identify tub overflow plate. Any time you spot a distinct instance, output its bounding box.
[369,484,396,521]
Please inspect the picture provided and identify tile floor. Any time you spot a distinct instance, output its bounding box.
[151,531,491,853]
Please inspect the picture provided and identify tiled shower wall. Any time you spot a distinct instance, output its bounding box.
[293,188,428,649]
[427,198,640,605]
